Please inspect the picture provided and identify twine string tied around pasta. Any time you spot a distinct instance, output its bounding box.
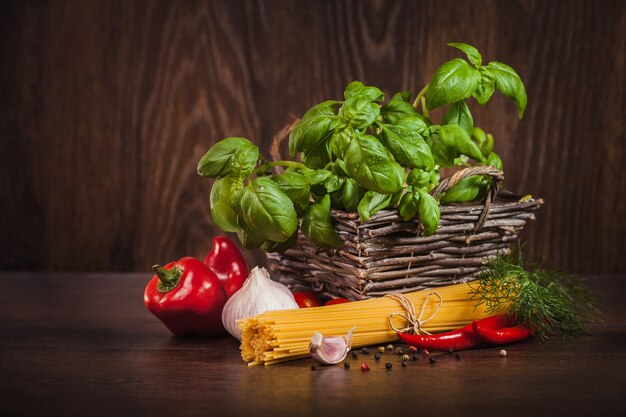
[385,292,443,335]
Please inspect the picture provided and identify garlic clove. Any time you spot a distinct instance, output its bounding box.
[309,327,356,365]
[222,266,299,340]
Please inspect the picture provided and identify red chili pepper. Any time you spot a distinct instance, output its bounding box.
[204,236,249,299]
[397,315,516,351]
[325,298,350,306]
[472,319,532,345]
[144,257,227,336]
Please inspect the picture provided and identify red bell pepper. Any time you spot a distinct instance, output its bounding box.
[204,236,248,299]
[144,257,227,336]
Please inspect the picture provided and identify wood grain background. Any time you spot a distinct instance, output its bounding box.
[1,0,624,273]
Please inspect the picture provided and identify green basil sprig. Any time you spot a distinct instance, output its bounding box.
[197,43,526,251]
[425,42,527,118]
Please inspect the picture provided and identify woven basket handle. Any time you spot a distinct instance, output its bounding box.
[271,119,502,232]
[431,165,503,196]
[269,118,301,168]
[432,165,504,233]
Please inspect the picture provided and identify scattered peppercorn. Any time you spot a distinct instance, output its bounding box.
[455,353,461,361]
[408,346,418,353]
[374,352,381,361]
[401,354,410,361]
[351,351,358,358]
[401,360,408,367]
[378,346,386,353]
[395,347,404,355]
[385,362,393,370]
[422,349,430,356]
[361,363,370,372]
[412,354,419,361]
[386,344,394,351]
[344,362,351,369]
[500,349,507,357]
[448,348,454,355]
[311,364,318,370]
[362,347,370,354]
[429,356,436,364]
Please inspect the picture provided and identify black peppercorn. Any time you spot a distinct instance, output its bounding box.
[448,348,454,355]
[401,360,408,367]
[429,356,436,364]
[351,351,358,358]
[344,362,351,369]
[385,362,393,370]
[374,352,381,360]
[311,363,318,370]
[455,353,461,361]
[362,347,370,354]
[412,354,419,361]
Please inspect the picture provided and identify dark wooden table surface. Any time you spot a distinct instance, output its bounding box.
[1,273,625,417]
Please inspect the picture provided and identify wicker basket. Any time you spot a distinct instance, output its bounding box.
[266,122,543,300]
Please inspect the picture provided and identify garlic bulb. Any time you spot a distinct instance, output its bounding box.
[222,266,299,340]
[309,327,356,365]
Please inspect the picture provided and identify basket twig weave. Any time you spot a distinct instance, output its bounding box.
[266,120,543,300]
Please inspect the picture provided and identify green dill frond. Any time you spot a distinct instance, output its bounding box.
[469,250,597,341]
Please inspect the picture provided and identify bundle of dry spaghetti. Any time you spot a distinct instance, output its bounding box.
[239,282,491,365]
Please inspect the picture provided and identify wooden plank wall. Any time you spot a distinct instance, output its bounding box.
[1,0,624,273]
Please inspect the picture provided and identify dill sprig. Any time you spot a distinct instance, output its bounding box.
[469,252,598,341]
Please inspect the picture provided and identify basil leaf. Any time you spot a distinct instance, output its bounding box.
[471,127,494,156]
[339,96,381,129]
[395,115,431,135]
[453,126,484,162]
[344,134,404,194]
[447,42,482,68]
[333,159,349,176]
[301,135,332,169]
[324,173,345,193]
[380,124,434,170]
[209,177,240,232]
[344,81,385,102]
[239,177,298,242]
[358,191,393,221]
[330,126,356,159]
[486,151,503,170]
[342,178,363,212]
[425,58,481,110]
[442,100,474,136]
[407,169,431,189]
[262,232,298,253]
[236,220,266,249]
[487,61,528,118]
[485,133,494,156]
[381,92,419,124]
[301,168,331,185]
[289,100,338,156]
[418,191,440,236]
[301,100,339,119]
[273,172,311,211]
[426,125,483,167]
[440,176,486,204]
[473,67,496,105]
[389,189,404,207]
[197,137,259,178]
[301,195,343,249]
[399,190,421,221]
[288,114,336,156]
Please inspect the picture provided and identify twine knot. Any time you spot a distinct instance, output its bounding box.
[385,292,443,335]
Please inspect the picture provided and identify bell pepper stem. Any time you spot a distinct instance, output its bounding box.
[152,265,182,293]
